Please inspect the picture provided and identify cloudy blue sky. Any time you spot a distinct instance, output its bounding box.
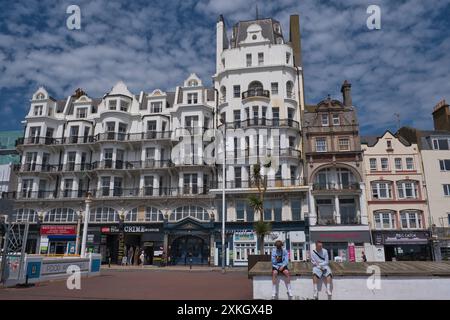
[0,0,449,135]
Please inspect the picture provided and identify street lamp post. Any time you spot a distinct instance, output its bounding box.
[80,192,92,258]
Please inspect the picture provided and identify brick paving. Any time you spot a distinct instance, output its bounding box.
[0,268,253,300]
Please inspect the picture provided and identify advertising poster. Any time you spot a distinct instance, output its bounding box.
[348,243,356,262]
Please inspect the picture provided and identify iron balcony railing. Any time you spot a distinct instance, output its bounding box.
[13,159,205,173]
[218,118,300,130]
[313,182,360,191]
[12,186,215,200]
[15,131,174,147]
[317,216,361,226]
[92,186,213,198]
[241,89,270,100]
[211,178,305,189]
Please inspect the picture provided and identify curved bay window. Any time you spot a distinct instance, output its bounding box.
[400,210,423,229]
[371,181,393,200]
[396,180,419,199]
[90,207,119,223]
[44,208,77,223]
[11,209,38,223]
[373,210,396,229]
[169,206,209,222]
[145,207,164,222]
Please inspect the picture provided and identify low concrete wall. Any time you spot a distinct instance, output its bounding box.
[253,276,450,300]
[250,261,450,300]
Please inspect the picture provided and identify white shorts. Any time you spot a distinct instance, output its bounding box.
[313,266,332,278]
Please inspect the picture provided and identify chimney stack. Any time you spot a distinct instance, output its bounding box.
[432,99,450,131]
[341,80,352,107]
[289,15,302,67]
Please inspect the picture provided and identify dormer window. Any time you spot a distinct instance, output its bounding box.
[76,108,87,119]
[187,93,198,104]
[33,105,43,116]
[120,100,129,112]
[108,100,117,110]
[36,93,45,100]
[150,102,162,113]
[188,80,198,87]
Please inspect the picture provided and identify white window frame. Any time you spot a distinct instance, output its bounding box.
[369,158,377,171]
[321,114,329,126]
[405,157,414,170]
[394,158,402,171]
[397,181,418,199]
[374,211,396,230]
[371,182,392,200]
[380,158,389,171]
[316,138,327,152]
[400,211,423,229]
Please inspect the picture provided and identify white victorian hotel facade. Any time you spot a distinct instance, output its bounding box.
[12,15,309,266]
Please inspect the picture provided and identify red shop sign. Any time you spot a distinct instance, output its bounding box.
[40,225,77,235]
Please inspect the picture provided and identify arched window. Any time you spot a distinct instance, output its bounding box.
[44,208,77,223]
[396,180,419,199]
[286,81,294,98]
[145,207,164,222]
[220,86,226,103]
[36,93,45,100]
[371,181,393,200]
[314,167,356,190]
[169,206,209,222]
[248,81,263,91]
[125,208,138,222]
[11,209,38,223]
[399,210,423,229]
[90,207,119,222]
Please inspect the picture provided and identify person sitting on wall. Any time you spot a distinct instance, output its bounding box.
[271,240,293,300]
[311,240,333,299]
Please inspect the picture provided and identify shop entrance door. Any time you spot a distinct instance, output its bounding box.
[171,235,208,265]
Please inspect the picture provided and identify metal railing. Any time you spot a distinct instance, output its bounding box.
[218,118,300,130]
[241,89,270,99]
[313,183,360,191]
[211,178,305,189]
[11,186,215,200]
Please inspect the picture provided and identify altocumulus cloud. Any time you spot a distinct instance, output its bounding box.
[0,0,449,134]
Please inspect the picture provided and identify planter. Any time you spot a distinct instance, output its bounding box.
[248,254,271,279]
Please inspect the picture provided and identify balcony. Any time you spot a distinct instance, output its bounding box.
[316,216,360,226]
[241,89,270,100]
[92,186,213,198]
[15,189,89,200]
[312,182,360,192]
[211,178,306,190]
[92,160,172,170]
[14,163,94,173]
[218,118,300,130]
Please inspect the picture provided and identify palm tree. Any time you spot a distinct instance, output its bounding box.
[248,161,272,254]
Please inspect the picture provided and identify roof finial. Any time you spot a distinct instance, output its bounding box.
[256,3,259,20]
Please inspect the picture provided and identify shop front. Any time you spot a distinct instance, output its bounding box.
[220,222,306,266]
[165,218,214,266]
[372,230,432,261]
[310,228,371,262]
[100,224,164,265]
[39,225,77,255]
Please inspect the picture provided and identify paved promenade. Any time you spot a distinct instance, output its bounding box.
[0,267,252,300]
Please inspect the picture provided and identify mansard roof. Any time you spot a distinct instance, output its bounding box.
[231,18,284,47]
